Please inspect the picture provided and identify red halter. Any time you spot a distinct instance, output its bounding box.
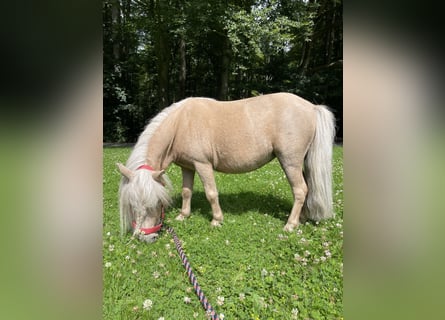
[132,207,165,235]
[132,164,165,235]
[136,164,155,171]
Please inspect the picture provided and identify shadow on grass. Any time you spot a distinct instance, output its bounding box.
[173,191,292,223]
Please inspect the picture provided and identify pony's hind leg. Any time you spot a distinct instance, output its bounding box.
[176,167,195,221]
[281,164,308,232]
[194,163,224,227]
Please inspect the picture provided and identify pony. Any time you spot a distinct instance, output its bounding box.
[117,92,335,242]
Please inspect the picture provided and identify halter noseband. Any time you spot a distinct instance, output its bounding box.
[132,164,165,235]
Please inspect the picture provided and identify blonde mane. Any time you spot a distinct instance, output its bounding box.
[119,102,183,236]
[125,102,184,170]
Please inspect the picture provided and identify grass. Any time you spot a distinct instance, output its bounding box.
[103,146,343,319]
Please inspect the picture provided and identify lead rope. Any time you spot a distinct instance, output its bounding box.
[165,226,220,320]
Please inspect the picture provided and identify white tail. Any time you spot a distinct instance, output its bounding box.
[302,105,335,221]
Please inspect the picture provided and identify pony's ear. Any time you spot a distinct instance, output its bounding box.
[116,163,134,180]
[152,170,165,184]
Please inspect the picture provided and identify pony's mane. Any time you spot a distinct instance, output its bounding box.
[125,101,185,170]
[119,101,183,235]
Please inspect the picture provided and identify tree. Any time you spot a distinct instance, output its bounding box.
[103,0,343,142]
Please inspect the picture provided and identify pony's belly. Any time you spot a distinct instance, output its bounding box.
[213,153,275,173]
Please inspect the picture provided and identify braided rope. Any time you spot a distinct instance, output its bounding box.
[165,226,220,320]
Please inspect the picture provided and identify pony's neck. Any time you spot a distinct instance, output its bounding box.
[145,138,174,171]
[128,102,182,171]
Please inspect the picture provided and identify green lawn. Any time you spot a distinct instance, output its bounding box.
[103,146,343,319]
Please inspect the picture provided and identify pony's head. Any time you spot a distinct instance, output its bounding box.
[117,163,172,243]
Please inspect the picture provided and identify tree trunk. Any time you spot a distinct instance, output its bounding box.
[299,40,312,76]
[178,37,186,100]
[111,0,120,61]
[154,0,169,108]
[326,7,336,64]
[216,36,231,100]
[156,29,169,108]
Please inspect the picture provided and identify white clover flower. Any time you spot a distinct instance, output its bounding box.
[259,297,268,308]
[239,293,245,301]
[108,245,115,252]
[152,271,160,279]
[217,296,225,306]
[325,250,332,258]
[104,262,112,268]
[261,268,268,277]
[184,296,191,304]
[142,299,153,311]
[277,234,288,240]
[291,307,299,319]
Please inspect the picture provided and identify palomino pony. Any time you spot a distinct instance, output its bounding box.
[117,92,335,242]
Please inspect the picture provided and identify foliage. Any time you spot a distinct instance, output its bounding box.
[103,146,343,319]
[103,0,343,142]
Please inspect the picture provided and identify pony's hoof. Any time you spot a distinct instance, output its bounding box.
[211,219,222,227]
[283,223,297,232]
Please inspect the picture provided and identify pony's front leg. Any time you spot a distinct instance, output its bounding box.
[176,167,195,221]
[195,163,223,227]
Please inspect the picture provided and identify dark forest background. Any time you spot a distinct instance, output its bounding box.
[103,0,342,142]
